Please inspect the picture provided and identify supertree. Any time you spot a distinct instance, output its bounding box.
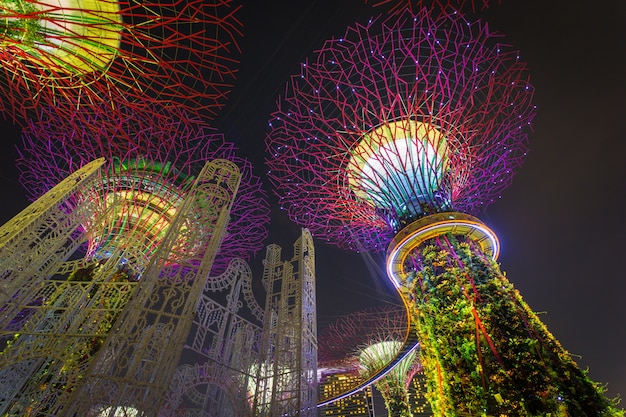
[318,305,427,417]
[0,100,268,416]
[17,98,269,276]
[0,0,242,123]
[266,8,622,416]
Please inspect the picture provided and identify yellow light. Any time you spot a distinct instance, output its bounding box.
[347,119,449,207]
[1,0,122,73]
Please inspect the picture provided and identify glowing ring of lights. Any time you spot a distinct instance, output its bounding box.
[386,212,500,288]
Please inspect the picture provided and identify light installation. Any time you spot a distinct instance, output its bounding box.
[163,257,265,416]
[0,102,267,416]
[318,306,427,417]
[0,0,242,123]
[252,230,317,417]
[266,8,622,416]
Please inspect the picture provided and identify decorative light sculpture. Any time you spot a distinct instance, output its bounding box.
[0,0,242,123]
[266,8,622,415]
[17,99,269,274]
[318,306,426,417]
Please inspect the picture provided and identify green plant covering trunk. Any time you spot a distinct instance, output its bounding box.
[408,234,622,417]
[380,383,413,417]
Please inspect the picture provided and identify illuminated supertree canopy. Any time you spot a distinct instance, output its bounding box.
[0,0,242,123]
[318,306,424,417]
[266,8,534,253]
[17,99,269,275]
[267,8,622,416]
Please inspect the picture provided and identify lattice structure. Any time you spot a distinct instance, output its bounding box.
[162,258,265,417]
[0,0,242,123]
[0,158,238,416]
[0,158,104,309]
[0,160,238,415]
[266,8,621,416]
[266,9,534,253]
[0,159,106,415]
[252,229,317,417]
[318,306,425,417]
[60,159,240,416]
[17,99,269,274]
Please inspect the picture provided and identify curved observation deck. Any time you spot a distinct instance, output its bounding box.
[317,212,499,407]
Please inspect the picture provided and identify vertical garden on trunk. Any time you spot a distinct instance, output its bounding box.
[409,234,621,416]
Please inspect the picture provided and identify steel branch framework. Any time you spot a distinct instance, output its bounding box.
[266,8,534,253]
[0,0,242,123]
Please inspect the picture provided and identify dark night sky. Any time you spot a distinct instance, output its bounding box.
[1,0,624,403]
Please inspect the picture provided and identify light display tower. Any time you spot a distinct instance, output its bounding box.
[266,8,622,416]
[0,102,268,416]
[318,306,428,417]
[0,0,242,123]
[252,229,317,417]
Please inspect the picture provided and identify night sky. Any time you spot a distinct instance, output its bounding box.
[1,0,624,404]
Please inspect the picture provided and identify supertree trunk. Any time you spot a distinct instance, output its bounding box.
[378,376,413,417]
[382,385,412,417]
[408,234,621,417]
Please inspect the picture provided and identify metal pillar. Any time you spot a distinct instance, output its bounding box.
[253,229,317,417]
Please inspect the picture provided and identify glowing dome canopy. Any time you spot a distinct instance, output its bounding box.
[2,0,122,73]
[85,157,196,270]
[348,120,449,225]
[266,9,535,252]
[0,0,243,123]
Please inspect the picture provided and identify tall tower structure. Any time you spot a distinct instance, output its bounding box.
[266,8,621,416]
[63,158,240,417]
[253,229,317,417]
[0,0,242,123]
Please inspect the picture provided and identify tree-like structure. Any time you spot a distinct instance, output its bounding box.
[0,0,242,123]
[318,306,424,417]
[266,8,622,416]
[17,99,269,275]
